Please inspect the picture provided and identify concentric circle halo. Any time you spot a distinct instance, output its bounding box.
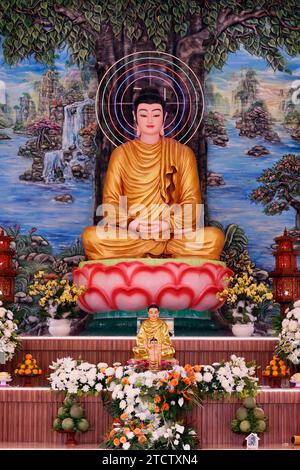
[96,50,204,147]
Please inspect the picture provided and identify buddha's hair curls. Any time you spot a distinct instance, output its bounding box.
[147,303,160,311]
[133,86,167,115]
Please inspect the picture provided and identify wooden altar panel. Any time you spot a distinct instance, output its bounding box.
[6,337,278,387]
[0,388,299,447]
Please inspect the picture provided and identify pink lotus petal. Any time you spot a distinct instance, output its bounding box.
[112,286,152,311]
[192,286,224,311]
[79,287,111,313]
[131,265,176,298]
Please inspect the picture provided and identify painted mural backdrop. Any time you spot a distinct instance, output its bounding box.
[0,49,97,252]
[206,50,300,270]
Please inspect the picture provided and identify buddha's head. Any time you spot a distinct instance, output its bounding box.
[133,87,167,139]
[147,303,160,322]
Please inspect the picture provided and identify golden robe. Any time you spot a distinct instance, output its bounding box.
[133,318,175,360]
[82,137,224,259]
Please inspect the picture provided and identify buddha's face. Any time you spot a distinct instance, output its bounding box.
[135,103,165,136]
[148,307,159,321]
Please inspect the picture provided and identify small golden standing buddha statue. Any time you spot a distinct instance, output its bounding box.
[133,304,175,367]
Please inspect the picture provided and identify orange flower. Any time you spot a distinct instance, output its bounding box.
[172,372,180,379]
[184,364,192,372]
[138,435,146,444]
[183,377,191,385]
[109,429,116,438]
[120,436,127,444]
[171,379,178,387]
[154,406,160,413]
[123,427,130,433]
[113,438,120,447]
[194,365,201,372]
[162,403,169,411]
[122,378,129,385]
[138,423,144,429]
[154,395,161,403]
[133,428,142,436]
[120,413,128,421]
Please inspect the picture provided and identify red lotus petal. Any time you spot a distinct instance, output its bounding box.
[73,267,88,287]
[156,285,194,310]
[112,286,152,311]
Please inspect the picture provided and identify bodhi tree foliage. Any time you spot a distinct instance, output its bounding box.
[250,154,300,230]
[0,0,299,220]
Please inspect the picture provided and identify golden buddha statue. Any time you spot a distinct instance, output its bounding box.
[82,87,224,260]
[133,304,175,361]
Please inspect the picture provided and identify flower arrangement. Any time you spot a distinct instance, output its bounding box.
[105,419,197,450]
[14,354,42,377]
[53,394,90,434]
[195,355,258,398]
[262,355,290,378]
[48,355,258,450]
[0,301,19,361]
[275,300,300,366]
[218,268,273,324]
[49,357,99,395]
[29,271,85,319]
[231,396,267,434]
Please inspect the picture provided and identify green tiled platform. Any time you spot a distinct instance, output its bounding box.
[81,308,228,336]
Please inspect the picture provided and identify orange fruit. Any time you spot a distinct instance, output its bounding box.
[25,354,32,360]
[20,364,25,369]
[18,369,24,375]
[38,369,42,375]
[32,369,38,375]
[25,369,31,375]
[273,371,278,376]
[25,360,31,366]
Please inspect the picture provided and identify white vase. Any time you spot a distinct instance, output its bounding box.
[48,318,72,336]
[232,323,254,337]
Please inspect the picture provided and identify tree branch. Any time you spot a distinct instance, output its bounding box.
[278,17,300,31]
[216,8,277,37]
[53,5,99,39]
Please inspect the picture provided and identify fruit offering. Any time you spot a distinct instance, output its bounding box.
[231,396,268,434]
[262,355,290,378]
[14,354,42,377]
[53,394,90,434]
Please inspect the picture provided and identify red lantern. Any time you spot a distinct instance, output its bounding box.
[0,229,17,303]
[270,228,300,315]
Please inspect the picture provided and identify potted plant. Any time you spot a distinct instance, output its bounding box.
[29,271,85,336]
[218,269,273,337]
